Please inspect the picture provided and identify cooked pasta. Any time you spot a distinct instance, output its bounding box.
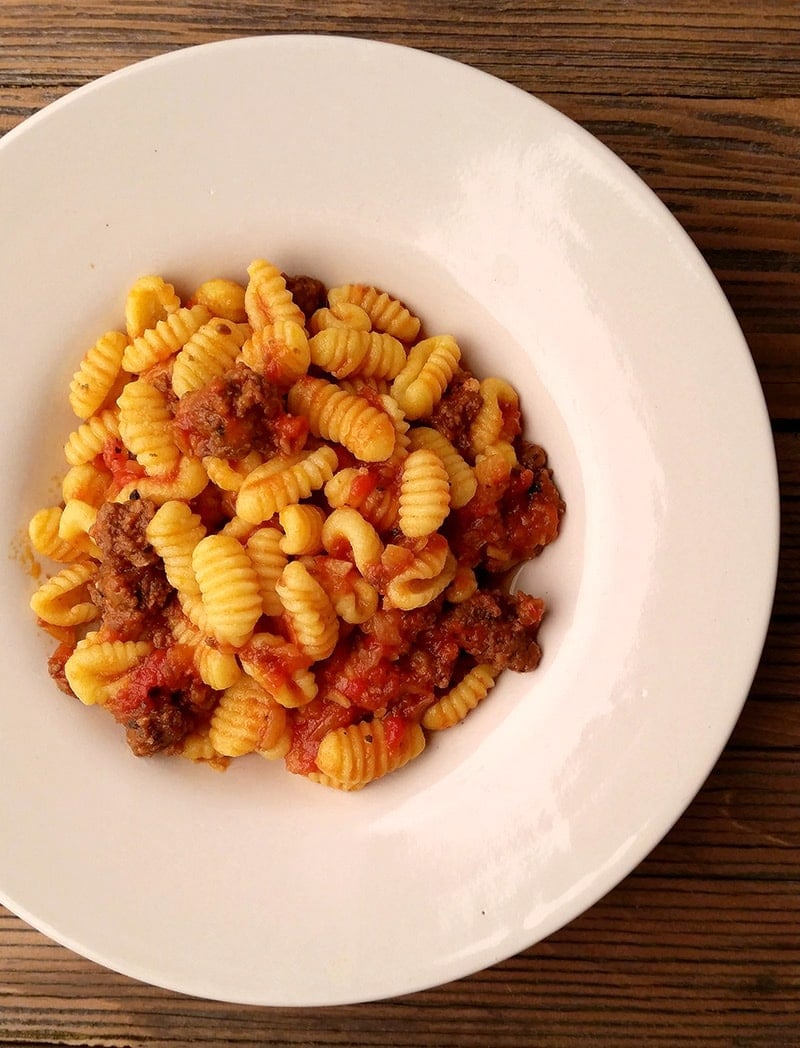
[287,376,396,462]
[235,446,338,525]
[397,448,450,538]
[275,560,339,662]
[117,378,181,476]
[124,275,181,339]
[308,328,406,380]
[171,317,248,398]
[68,330,128,420]
[30,562,98,627]
[122,304,211,373]
[390,334,461,420]
[422,664,497,731]
[192,533,262,648]
[327,284,421,343]
[245,526,288,617]
[315,717,426,790]
[27,259,564,791]
[191,278,248,323]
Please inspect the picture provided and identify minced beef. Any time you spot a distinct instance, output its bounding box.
[446,456,564,573]
[284,274,327,323]
[442,590,545,672]
[91,497,160,569]
[172,361,306,459]
[125,702,195,757]
[89,498,173,640]
[429,368,483,455]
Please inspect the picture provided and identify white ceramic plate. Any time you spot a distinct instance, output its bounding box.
[0,36,778,1006]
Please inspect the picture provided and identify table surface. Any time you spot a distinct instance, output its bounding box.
[1,2,798,1046]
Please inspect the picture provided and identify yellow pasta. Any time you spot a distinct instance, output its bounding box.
[469,377,521,455]
[145,499,206,618]
[58,499,99,549]
[64,409,120,467]
[383,541,457,611]
[122,304,211,373]
[397,447,450,538]
[191,278,248,323]
[422,664,497,731]
[124,275,181,340]
[275,560,339,662]
[61,461,112,507]
[64,635,153,707]
[323,467,399,533]
[287,376,396,463]
[245,526,287,617]
[168,609,242,690]
[202,451,263,492]
[304,560,378,625]
[29,562,98,627]
[179,726,230,770]
[28,506,94,563]
[407,426,477,508]
[240,316,311,386]
[244,259,306,331]
[321,507,383,576]
[235,446,338,525]
[308,301,372,335]
[113,455,208,504]
[316,717,426,790]
[209,676,289,758]
[117,378,180,476]
[308,328,406,380]
[474,440,518,487]
[391,334,461,420]
[171,318,248,398]
[278,503,325,555]
[327,284,421,343]
[68,330,128,420]
[239,632,318,709]
[192,533,262,648]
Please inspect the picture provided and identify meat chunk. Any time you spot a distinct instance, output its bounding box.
[89,497,173,640]
[89,560,173,641]
[125,702,195,758]
[446,456,564,573]
[428,368,483,455]
[173,362,306,459]
[284,273,327,323]
[91,497,160,569]
[443,590,545,672]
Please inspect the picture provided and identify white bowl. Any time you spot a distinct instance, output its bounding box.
[0,35,779,1005]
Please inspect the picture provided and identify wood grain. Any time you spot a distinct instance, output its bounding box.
[1,2,798,1046]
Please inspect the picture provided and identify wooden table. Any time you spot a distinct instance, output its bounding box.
[1,3,798,1045]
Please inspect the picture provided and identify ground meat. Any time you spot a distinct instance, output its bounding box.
[108,647,217,757]
[428,368,483,455]
[284,274,327,323]
[91,498,160,569]
[442,590,545,672]
[88,497,174,640]
[446,460,564,572]
[173,361,306,459]
[90,561,174,641]
[125,702,195,757]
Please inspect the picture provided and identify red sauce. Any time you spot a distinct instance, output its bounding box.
[101,439,145,496]
[105,644,194,724]
[284,698,357,775]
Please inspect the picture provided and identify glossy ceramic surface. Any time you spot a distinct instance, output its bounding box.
[0,36,778,1004]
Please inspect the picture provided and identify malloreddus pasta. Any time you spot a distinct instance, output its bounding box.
[28,261,564,791]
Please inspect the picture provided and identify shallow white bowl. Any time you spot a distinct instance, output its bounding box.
[0,35,779,1005]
